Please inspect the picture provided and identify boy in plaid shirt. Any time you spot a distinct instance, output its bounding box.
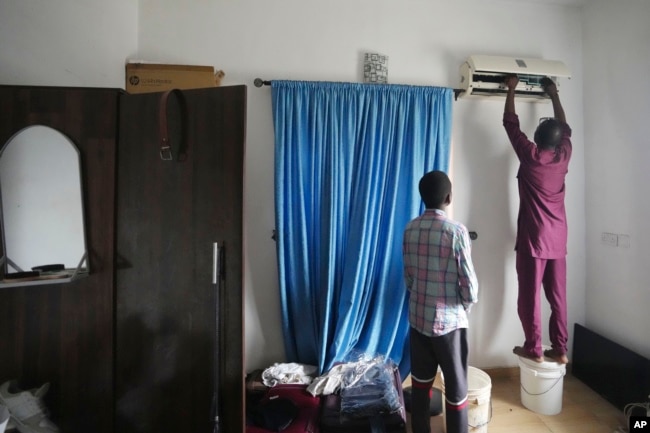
[403,170,479,433]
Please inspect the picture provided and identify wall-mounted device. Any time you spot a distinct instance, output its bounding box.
[459,55,571,101]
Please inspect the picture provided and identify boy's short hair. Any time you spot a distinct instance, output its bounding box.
[419,171,451,209]
[534,118,562,150]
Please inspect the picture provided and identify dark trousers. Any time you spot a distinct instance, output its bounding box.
[409,327,469,433]
[516,253,568,358]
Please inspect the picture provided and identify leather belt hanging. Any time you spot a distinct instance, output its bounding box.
[158,89,186,161]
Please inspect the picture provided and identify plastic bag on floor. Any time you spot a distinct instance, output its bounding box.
[339,354,401,418]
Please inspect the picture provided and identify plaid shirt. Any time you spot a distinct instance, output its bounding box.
[402,209,478,337]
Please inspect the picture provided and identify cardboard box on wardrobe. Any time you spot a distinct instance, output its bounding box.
[125,63,223,94]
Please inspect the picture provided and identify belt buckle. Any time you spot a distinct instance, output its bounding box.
[160,144,173,161]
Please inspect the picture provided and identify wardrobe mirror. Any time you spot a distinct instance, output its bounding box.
[0,125,88,286]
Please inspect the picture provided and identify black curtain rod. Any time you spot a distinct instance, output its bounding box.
[253,78,465,100]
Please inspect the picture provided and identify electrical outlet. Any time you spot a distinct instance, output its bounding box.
[601,232,618,247]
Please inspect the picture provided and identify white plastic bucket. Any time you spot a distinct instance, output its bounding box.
[518,355,566,415]
[435,366,492,433]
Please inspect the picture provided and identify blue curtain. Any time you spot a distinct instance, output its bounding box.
[272,80,452,376]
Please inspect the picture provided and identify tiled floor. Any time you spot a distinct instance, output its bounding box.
[405,368,627,433]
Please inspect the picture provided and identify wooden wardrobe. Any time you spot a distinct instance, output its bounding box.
[0,85,246,433]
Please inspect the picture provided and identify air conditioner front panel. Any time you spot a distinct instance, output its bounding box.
[468,55,571,77]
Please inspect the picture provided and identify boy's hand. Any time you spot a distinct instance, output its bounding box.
[541,77,558,97]
[504,74,519,91]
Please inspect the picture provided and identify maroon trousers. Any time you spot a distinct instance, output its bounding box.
[516,253,568,358]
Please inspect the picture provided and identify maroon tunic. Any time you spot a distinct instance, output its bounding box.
[503,112,572,259]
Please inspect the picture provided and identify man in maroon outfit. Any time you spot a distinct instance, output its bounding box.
[503,75,571,364]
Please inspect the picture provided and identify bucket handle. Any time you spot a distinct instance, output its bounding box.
[520,374,564,397]
[468,398,492,429]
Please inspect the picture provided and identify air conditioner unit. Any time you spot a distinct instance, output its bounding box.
[458,55,571,101]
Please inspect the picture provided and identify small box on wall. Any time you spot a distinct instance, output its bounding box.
[125,62,223,94]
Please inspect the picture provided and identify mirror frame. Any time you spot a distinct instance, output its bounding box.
[0,125,89,288]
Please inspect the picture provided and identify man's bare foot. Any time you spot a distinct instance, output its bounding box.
[544,348,569,364]
[513,346,544,363]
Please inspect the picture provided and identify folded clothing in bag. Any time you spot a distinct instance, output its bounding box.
[320,364,406,433]
[340,363,401,418]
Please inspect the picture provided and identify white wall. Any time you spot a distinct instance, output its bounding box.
[137,0,586,370]
[1,0,594,371]
[0,0,138,87]
[582,0,650,359]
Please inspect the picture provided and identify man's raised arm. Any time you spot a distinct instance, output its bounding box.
[504,74,519,114]
[541,77,566,124]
